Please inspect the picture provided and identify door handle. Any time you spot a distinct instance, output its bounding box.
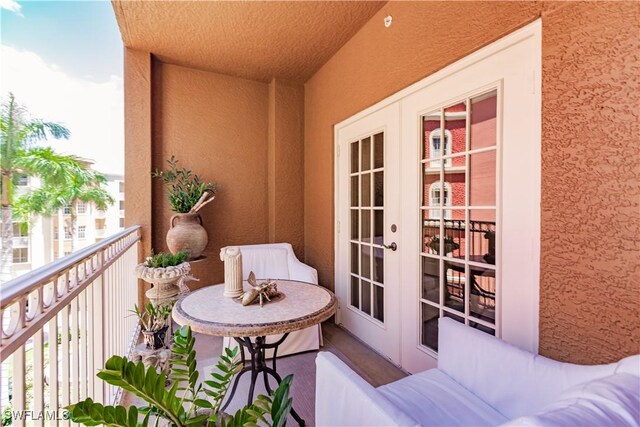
[382,242,397,251]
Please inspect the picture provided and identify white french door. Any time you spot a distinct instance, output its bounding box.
[335,103,402,364]
[335,21,541,372]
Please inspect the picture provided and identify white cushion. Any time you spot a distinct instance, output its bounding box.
[238,247,290,280]
[378,368,508,426]
[502,373,640,426]
[438,318,619,419]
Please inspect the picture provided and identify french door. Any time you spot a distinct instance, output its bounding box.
[335,21,541,372]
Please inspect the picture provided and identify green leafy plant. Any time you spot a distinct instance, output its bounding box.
[130,302,173,331]
[144,250,189,268]
[152,156,217,214]
[428,235,460,255]
[67,326,293,427]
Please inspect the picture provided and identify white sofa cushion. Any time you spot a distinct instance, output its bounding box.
[502,373,640,426]
[378,368,508,426]
[438,318,620,419]
[315,352,420,426]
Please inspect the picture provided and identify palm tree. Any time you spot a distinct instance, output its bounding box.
[1,93,74,283]
[15,167,115,253]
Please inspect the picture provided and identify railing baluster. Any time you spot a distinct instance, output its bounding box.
[79,288,87,401]
[48,315,59,419]
[33,329,45,426]
[92,266,104,402]
[87,281,95,400]
[70,297,79,406]
[12,346,26,418]
[61,304,70,426]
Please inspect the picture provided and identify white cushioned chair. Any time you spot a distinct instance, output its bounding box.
[316,318,640,426]
[221,243,321,357]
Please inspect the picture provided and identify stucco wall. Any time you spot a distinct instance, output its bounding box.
[152,62,270,286]
[304,1,639,363]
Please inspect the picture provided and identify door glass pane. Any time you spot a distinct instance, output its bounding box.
[374,210,384,244]
[443,210,465,260]
[443,311,465,323]
[470,321,495,335]
[362,173,371,206]
[421,303,439,350]
[351,210,358,240]
[443,169,463,209]
[373,285,384,322]
[350,276,360,309]
[374,132,384,169]
[362,280,371,315]
[421,256,439,303]
[351,176,359,207]
[361,137,371,171]
[469,150,496,206]
[470,274,496,324]
[361,210,371,243]
[373,247,384,284]
[351,243,359,275]
[361,245,371,280]
[423,217,440,254]
[423,172,440,209]
[469,209,496,264]
[444,261,465,313]
[423,110,441,168]
[470,90,497,151]
[444,102,467,158]
[374,172,384,207]
[351,140,359,173]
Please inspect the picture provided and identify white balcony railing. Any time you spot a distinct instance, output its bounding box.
[0,226,141,422]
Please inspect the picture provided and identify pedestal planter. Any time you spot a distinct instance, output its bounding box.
[136,261,191,306]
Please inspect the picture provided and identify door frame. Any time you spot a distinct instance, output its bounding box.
[334,19,541,364]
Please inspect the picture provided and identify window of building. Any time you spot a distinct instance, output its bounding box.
[119,181,124,193]
[64,228,72,239]
[119,200,125,210]
[429,129,452,167]
[77,201,86,214]
[13,248,28,263]
[63,204,71,215]
[78,226,86,239]
[12,222,28,237]
[119,218,125,228]
[429,181,452,219]
[15,174,29,186]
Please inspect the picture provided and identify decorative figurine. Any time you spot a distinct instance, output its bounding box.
[220,247,244,298]
[239,272,279,307]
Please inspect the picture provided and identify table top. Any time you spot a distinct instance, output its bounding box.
[172,280,337,337]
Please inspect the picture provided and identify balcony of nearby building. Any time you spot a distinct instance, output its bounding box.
[1,1,638,426]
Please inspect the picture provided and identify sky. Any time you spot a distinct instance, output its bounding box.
[0,0,124,175]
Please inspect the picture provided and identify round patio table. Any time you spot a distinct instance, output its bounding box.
[173,280,337,426]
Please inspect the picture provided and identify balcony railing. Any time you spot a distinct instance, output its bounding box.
[0,226,141,422]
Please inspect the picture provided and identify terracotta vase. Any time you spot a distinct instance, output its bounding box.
[166,213,208,259]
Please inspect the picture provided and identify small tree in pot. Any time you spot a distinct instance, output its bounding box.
[153,156,217,260]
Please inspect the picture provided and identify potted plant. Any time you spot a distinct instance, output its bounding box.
[153,156,217,260]
[131,302,173,349]
[136,250,190,304]
[428,235,460,255]
[68,326,293,426]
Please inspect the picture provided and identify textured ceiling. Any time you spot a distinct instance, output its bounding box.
[112,1,386,82]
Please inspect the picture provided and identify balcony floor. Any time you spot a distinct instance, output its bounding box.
[122,322,407,425]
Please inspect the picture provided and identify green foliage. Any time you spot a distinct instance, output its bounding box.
[152,156,217,213]
[144,250,189,268]
[2,403,12,426]
[129,302,173,331]
[68,326,294,427]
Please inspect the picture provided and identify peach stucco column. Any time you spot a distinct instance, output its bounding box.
[267,79,305,258]
[124,48,153,307]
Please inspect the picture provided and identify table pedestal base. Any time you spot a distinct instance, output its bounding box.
[221,333,305,426]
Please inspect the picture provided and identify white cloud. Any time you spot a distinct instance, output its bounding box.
[0,44,124,175]
[0,0,22,16]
